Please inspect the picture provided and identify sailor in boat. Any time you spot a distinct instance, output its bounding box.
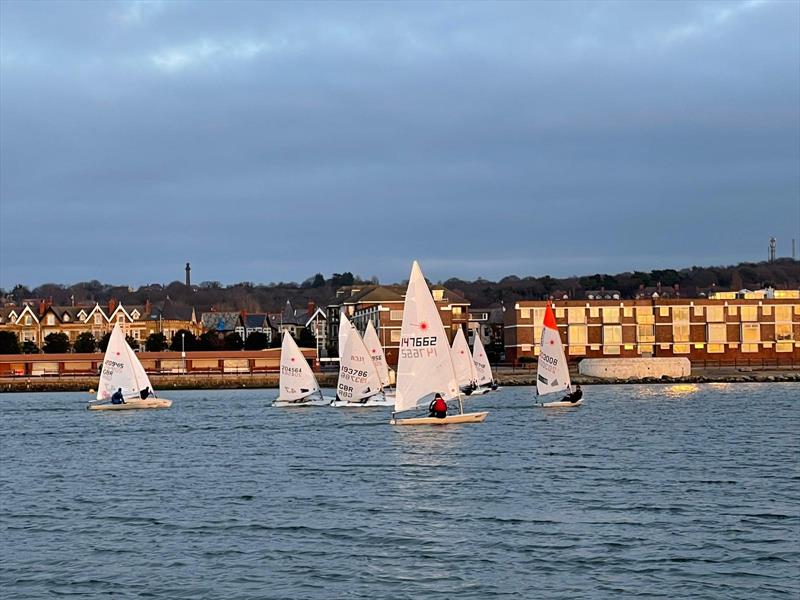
[428,393,448,419]
[562,384,583,404]
[111,388,126,405]
[490,380,499,391]
[140,386,154,399]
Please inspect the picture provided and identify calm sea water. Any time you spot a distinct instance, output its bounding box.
[1,384,798,599]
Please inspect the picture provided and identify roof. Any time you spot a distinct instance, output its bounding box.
[244,313,270,328]
[200,311,242,331]
[155,298,195,321]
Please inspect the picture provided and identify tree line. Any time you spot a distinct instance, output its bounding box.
[2,260,798,313]
[0,329,283,355]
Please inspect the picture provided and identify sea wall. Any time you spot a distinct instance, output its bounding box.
[579,358,691,380]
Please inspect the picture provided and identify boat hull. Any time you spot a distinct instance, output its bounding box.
[539,399,584,408]
[390,411,489,426]
[273,395,334,407]
[330,393,394,408]
[88,398,172,411]
[470,386,492,395]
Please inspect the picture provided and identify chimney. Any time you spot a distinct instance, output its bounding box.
[108,298,117,314]
[307,300,316,317]
[185,262,191,286]
[145,298,152,316]
[38,299,46,317]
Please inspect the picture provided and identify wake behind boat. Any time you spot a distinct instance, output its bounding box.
[88,323,171,411]
[390,260,488,426]
[535,304,584,408]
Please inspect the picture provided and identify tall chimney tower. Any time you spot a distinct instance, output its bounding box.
[768,237,776,262]
[185,262,191,286]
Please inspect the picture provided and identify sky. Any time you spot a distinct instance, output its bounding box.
[1,0,799,288]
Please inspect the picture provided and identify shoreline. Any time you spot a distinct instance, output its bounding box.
[1,369,798,393]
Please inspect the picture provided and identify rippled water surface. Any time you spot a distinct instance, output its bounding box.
[1,384,798,599]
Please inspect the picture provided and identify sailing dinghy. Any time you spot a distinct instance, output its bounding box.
[390,261,488,426]
[471,333,497,394]
[451,327,480,394]
[363,320,395,398]
[330,322,393,407]
[273,331,330,407]
[88,323,171,411]
[536,305,583,408]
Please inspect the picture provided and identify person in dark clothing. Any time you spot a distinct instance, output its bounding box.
[563,384,583,403]
[140,387,153,399]
[111,388,125,405]
[428,393,448,418]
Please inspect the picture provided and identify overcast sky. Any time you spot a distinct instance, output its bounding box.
[1,0,798,288]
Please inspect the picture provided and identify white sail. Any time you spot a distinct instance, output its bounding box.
[278,331,321,402]
[395,261,460,413]
[451,327,477,388]
[472,333,494,386]
[363,320,390,388]
[338,311,352,359]
[536,304,571,396]
[337,326,383,403]
[97,323,153,401]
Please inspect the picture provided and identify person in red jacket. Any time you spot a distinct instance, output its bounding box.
[428,393,448,418]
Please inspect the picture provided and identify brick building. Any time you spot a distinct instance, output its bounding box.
[505,297,800,363]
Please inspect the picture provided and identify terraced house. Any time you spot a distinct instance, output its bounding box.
[0,298,201,350]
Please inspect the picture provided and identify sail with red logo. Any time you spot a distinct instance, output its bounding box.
[391,261,488,425]
[537,304,581,407]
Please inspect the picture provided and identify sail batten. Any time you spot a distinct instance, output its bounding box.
[394,261,459,413]
[536,304,571,396]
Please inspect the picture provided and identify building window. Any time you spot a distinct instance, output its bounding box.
[390,310,403,321]
[602,307,620,323]
[589,307,599,318]
[432,290,444,301]
[673,344,691,354]
[673,323,690,343]
[390,330,401,342]
[567,308,585,323]
[740,306,757,321]
[94,314,102,324]
[603,325,622,344]
[520,308,531,319]
[533,326,543,345]
[707,323,727,344]
[25,315,32,325]
[568,324,587,345]
[452,306,462,316]
[774,305,792,323]
[741,323,760,344]
[46,314,55,325]
[117,315,124,323]
[672,306,690,322]
[637,323,655,343]
[63,314,70,322]
[706,306,724,322]
[707,343,725,353]
[775,323,793,341]
[636,307,654,322]
[532,308,545,326]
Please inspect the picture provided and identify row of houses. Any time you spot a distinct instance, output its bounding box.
[3,287,798,367]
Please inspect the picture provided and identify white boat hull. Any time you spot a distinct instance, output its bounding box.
[272,394,334,407]
[539,399,584,408]
[330,393,394,408]
[88,398,172,411]
[390,411,489,426]
[469,386,492,396]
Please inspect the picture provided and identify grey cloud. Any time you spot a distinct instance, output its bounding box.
[1,0,798,287]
